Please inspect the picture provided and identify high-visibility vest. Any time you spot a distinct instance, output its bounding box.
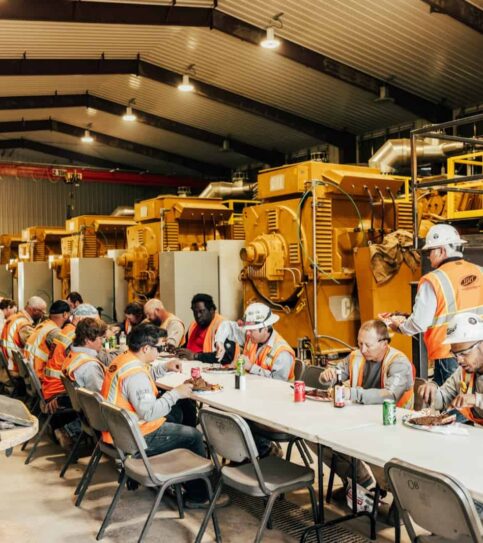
[457,369,483,426]
[42,323,76,399]
[25,320,59,380]
[0,311,32,371]
[160,312,185,347]
[419,260,483,360]
[100,351,165,444]
[187,313,224,353]
[243,330,295,382]
[124,318,133,336]
[63,350,105,384]
[348,347,415,409]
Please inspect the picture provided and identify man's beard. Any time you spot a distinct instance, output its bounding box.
[150,317,162,326]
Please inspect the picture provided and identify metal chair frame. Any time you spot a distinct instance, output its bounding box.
[97,401,220,543]
[196,408,319,543]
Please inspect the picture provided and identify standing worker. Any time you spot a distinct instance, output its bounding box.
[383,224,482,385]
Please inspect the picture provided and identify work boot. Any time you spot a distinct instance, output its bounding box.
[184,493,231,510]
[54,428,73,450]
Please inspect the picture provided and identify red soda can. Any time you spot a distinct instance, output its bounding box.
[191,367,201,379]
[294,381,306,402]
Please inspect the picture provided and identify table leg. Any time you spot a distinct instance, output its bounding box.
[317,443,324,524]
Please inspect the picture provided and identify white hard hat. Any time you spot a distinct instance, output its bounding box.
[421,224,467,251]
[443,312,483,344]
[242,302,279,330]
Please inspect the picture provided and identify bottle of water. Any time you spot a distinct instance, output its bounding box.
[119,331,127,347]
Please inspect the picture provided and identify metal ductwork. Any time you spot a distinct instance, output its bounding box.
[111,206,135,217]
[369,138,465,174]
[199,180,256,199]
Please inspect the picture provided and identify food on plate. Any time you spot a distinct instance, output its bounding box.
[407,413,456,426]
[306,388,332,400]
[184,376,222,392]
[204,366,235,372]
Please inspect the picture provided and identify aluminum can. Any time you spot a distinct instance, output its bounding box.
[294,381,306,402]
[236,357,245,375]
[109,335,117,349]
[383,399,397,425]
[191,366,201,379]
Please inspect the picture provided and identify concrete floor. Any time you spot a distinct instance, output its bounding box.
[0,437,411,543]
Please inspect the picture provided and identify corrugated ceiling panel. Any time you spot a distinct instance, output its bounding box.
[219,0,483,107]
[0,131,200,176]
[0,108,252,168]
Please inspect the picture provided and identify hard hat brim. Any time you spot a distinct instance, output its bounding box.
[243,313,280,330]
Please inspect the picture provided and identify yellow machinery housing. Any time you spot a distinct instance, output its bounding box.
[0,234,21,266]
[118,195,236,302]
[241,160,419,362]
[51,215,135,298]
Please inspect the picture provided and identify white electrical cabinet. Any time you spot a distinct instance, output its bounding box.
[17,262,52,307]
[108,249,128,322]
[0,267,13,299]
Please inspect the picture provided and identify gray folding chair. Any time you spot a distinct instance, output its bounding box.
[385,458,483,543]
[58,375,94,478]
[302,365,324,389]
[12,351,39,413]
[22,360,74,465]
[196,408,319,543]
[97,401,220,543]
[294,358,306,381]
[74,388,120,507]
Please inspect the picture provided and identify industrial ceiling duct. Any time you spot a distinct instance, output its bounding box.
[110,206,135,217]
[369,138,465,174]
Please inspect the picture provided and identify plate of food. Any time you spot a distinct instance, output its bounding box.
[184,377,223,393]
[204,365,236,374]
[305,388,333,402]
[402,410,468,435]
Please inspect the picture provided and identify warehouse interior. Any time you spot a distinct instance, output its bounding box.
[0,1,482,543]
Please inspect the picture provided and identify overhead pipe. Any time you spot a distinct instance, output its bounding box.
[110,206,134,217]
[369,138,465,174]
[198,180,256,199]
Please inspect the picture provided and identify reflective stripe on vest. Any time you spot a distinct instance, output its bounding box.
[421,261,483,360]
[243,331,295,381]
[101,352,165,444]
[26,321,58,378]
[54,324,76,349]
[3,312,30,359]
[64,351,104,381]
[44,366,63,379]
[187,313,224,353]
[349,348,414,409]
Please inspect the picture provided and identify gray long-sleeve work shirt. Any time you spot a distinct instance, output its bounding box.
[431,367,483,419]
[70,346,106,393]
[325,348,414,405]
[121,359,180,422]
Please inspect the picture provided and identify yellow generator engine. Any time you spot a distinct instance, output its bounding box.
[51,215,135,298]
[18,226,67,262]
[118,195,234,302]
[241,160,418,362]
[0,234,21,266]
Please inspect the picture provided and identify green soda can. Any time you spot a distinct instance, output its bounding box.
[383,399,397,425]
[109,335,117,350]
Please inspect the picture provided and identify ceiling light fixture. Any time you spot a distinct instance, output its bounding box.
[374,84,395,104]
[178,64,196,92]
[220,138,230,153]
[81,124,94,143]
[123,99,137,121]
[261,13,283,49]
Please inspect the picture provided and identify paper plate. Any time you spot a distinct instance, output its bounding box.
[192,386,224,394]
[204,367,235,374]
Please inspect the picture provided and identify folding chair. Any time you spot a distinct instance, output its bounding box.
[12,351,39,413]
[196,408,319,543]
[74,388,120,507]
[22,361,74,465]
[58,375,95,478]
[0,349,23,397]
[294,358,306,381]
[97,401,220,543]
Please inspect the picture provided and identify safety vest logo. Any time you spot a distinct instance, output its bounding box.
[461,274,477,287]
[109,365,118,373]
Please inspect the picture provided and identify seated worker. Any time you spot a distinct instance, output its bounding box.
[144,298,185,351]
[42,304,100,400]
[419,312,483,425]
[25,300,71,380]
[0,298,17,336]
[66,291,83,311]
[315,319,415,492]
[101,323,223,508]
[0,296,47,372]
[215,302,295,381]
[63,317,108,393]
[177,293,236,364]
[119,302,145,335]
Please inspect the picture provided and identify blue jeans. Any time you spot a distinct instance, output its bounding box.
[433,357,459,386]
[144,422,208,501]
